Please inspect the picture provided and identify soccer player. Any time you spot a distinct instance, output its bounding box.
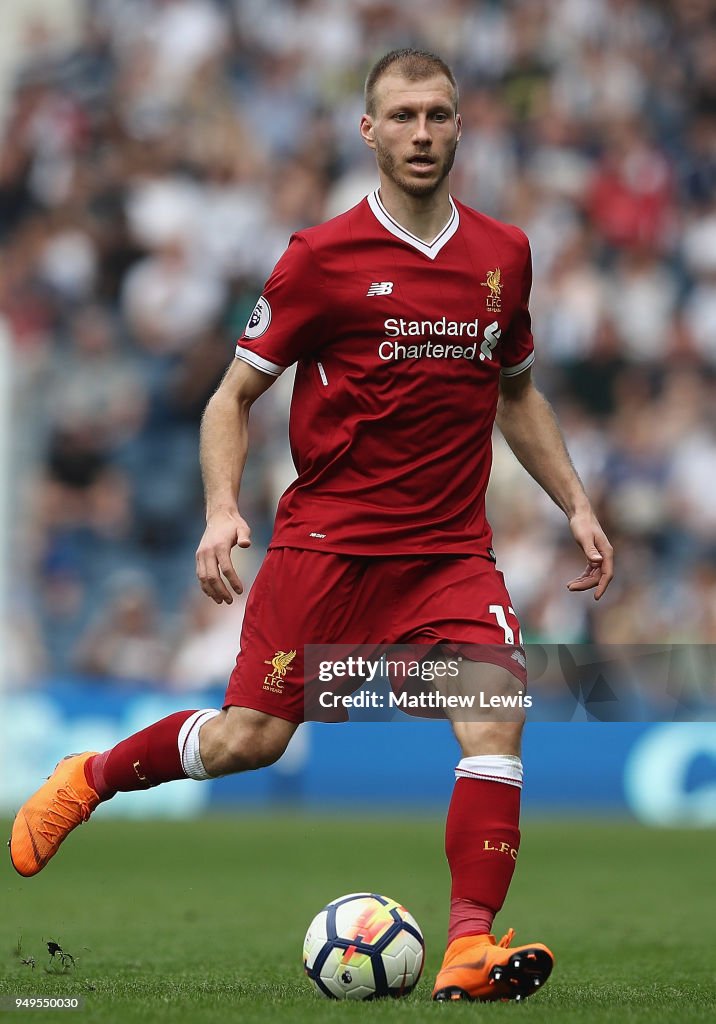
[11,49,613,1002]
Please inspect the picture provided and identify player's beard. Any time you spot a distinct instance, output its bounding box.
[374,137,458,197]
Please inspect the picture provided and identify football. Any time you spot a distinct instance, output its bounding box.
[303,892,425,1000]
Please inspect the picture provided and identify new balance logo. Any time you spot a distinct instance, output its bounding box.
[367,281,393,296]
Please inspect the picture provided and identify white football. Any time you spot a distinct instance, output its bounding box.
[303,892,425,1000]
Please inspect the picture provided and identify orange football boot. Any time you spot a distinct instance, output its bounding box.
[432,928,554,1002]
[9,753,100,877]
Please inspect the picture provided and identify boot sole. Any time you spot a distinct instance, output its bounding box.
[433,947,554,1002]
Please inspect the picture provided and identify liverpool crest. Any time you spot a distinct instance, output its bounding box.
[481,268,502,312]
[263,649,297,693]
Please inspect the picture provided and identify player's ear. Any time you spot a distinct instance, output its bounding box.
[360,115,376,150]
[456,113,462,143]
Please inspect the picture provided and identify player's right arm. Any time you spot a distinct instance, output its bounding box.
[195,358,276,604]
[197,234,324,603]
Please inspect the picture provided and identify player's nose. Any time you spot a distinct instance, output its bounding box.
[411,116,432,144]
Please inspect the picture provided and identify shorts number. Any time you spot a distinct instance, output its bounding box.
[488,604,523,645]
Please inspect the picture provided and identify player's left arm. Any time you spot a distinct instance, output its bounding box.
[496,367,614,600]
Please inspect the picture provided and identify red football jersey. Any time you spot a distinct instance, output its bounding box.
[236,190,534,557]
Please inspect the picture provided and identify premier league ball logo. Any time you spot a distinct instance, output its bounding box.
[244,296,272,339]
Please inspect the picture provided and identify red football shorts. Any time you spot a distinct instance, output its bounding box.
[223,548,526,723]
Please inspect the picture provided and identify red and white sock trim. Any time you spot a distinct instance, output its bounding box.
[178,709,220,780]
[454,754,523,789]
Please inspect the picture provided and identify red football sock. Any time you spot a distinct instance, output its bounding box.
[445,773,521,944]
[84,710,199,799]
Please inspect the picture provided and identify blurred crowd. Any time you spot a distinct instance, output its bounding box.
[2,0,716,691]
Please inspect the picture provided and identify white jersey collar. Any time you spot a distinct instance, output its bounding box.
[367,189,459,260]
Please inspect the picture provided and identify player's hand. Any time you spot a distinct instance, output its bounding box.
[566,508,614,601]
[195,509,251,604]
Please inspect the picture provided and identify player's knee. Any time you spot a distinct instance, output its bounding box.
[454,719,525,758]
[456,665,527,723]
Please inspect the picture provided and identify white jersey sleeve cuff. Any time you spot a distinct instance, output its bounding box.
[235,345,285,376]
[500,351,535,377]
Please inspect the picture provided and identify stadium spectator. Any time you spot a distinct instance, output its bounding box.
[72,568,172,683]
[167,588,248,691]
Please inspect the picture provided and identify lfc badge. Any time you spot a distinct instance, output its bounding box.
[263,649,297,693]
[481,267,502,312]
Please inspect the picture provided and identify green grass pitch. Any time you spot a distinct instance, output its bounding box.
[2,814,716,1023]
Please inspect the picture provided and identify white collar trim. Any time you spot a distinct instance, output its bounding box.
[367,189,459,260]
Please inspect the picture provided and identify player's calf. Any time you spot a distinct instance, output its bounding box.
[200,707,298,774]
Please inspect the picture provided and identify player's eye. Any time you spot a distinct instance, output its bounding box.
[393,112,410,122]
[432,112,449,122]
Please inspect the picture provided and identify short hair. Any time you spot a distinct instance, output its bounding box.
[364,48,459,117]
